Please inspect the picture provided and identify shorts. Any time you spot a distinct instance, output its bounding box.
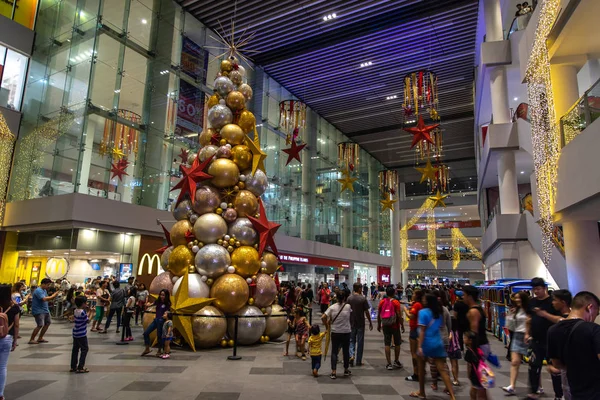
[34,313,51,327]
[163,337,173,342]
[409,328,419,340]
[383,326,401,347]
[94,306,105,321]
[510,332,528,355]
[423,343,447,358]
[311,355,322,370]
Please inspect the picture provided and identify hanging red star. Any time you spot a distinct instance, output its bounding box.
[247,199,281,256]
[403,115,439,149]
[155,222,173,255]
[170,154,214,204]
[282,140,307,166]
[110,160,129,182]
[403,106,414,117]
[178,148,189,164]
[211,131,222,145]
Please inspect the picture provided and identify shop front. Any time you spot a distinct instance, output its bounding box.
[278,252,351,290]
[353,262,378,287]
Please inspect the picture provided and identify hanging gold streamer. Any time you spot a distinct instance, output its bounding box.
[452,228,461,270]
[427,206,437,268]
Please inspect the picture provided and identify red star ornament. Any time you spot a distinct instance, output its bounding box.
[170,154,214,204]
[110,161,129,182]
[403,106,414,117]
[282,140,307,166]
[403,115,439,149]
[210,131,222,145]
[247,199,281,256]
[155,223,173,255]
[116,158,129,169]
[178,148,189,164]
[184,230,196,243]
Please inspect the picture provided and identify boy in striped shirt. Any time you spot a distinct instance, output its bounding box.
[71,296,89,373]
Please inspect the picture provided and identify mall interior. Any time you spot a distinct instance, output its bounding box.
[0,0,598,312]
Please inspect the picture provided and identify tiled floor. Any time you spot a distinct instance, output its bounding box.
[5,307,557,399]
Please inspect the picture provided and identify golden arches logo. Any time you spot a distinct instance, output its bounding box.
[138,253,164,276]
[46,257,68,279]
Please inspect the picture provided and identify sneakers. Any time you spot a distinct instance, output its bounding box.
[502,386,515,395]
[349,356,355,367]
[386,364,394,370]
[344,370,352,376]
[537,388,544,395]
[405,374,418,381]
[301,355,306,361]
[330,373,336,380]
[161,354,170,359]
[393,361,403,369]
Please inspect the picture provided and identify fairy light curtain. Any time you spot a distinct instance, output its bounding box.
[100,109,141,157]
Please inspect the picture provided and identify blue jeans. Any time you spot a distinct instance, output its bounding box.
[311,355,321,371]
[143,318,164,348]
[349,326,365,364]
[0,335,12,396]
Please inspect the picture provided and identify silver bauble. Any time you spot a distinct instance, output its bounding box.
[238,83,253,102]
[228,217,258,246]
[264,304,287,340]
[227,305,266,345]
[244,169,268,197]
[207,104,233,129]
[160,246,174,269]
[237,65,246,78]
[190,213,199,224]
[173,273,210,298]
[199,145,218,162]
[173,199,193,221]
[213,76,234,98]
[230,70,243,86]
[193,306,227,348]
[187,152,198,166]
[194,244,231,278]
[149,271,174,296]
[192,185,221,215]
[193,213,228,243]
[253,273,277,308]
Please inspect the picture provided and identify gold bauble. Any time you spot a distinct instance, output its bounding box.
[221,59,233,73]
[228,339,235,347]
[200,129,215,146]
[237,110,256,134]
[226,91,246,111]
[207,278,213,286]
[192,306,227,348]
[248,297,255,305]
[221,339,228,347]
[220,139,227,146]
[233,190,258,218]
[262,251,279,274]
[231,145,252,170]
[220,124,245,145]
[227,246,234,253]
[168,245,194,277]
[207,94,220,110]
[238,182,246,189]
[142,305,157,343]
[210,273,249,314]
[231,246,260,277]
[216,207,223,215]
[229,238,236,245]
[170,220,192,247]
[208,158,240,188]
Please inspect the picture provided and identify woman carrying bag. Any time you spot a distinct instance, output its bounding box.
[322,290,352,379]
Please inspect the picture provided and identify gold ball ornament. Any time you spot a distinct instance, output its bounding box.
[170,220,193,247]
[231,145,252,170]
[238,182,246,189]
[207,94,220,110]
[227,245,234,253]
[219,139,227,146]
[248,297,255,305]
[220,124,245,145]
[264,336,270,342]
[238,83,253,102]
[231,246,260,277]
[216,207,223,215]
[228,339,235,347]
[220,339,228,348]
[262,251,279,274]
[208,158,240,188]
[230,69,243,86]
[192,306,227,348]
[209,273,250,314]
[226,91,246,111]
[199,129,214,146]
[168,245,194,277]
[233,190,259,218]
[229,238,236,245]
[237,110,256,134]
[206,278,213,286]
[221,59,233,73]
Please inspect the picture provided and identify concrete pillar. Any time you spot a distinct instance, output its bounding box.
[497,152,520,214]
[563,221,600,293]
[483,0,503,42]
[551,64,580,122]
[390,180,402,285]
[77,120,97,194]
[490,67,510,124]
[368,158,379,253]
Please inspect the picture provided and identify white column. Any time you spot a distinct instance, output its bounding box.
[301,114,317,240]
[490,67,510,124]
[497,152,520,214]
[77,122,97,194]
[368,158,379,253]
[563,221,600,293]
[551,64,580,122]
[390,180,402,285]
[483,0,503,42]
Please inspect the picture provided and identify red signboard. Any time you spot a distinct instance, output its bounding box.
[409,220,481,230]
[377,266,391,284]
[278,252,350,269]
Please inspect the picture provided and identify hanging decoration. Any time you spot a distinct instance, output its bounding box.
[178,148,189,164]
[380,193,396,212]
[432,163,450,194]
[155,222,173,255]
[337,169,357,193]
[279,100,306,143]
[403,115,441,161]
[402,70,439,123]
[110,159,129,182]
[100,109,141,158]
[247,199,281,256]
[428,189,448,208]
[451,228,483,269]
[337,142,360,172]
[378,170,398,196]
[282,139,307,166]
[415,159,438,184]
[427,207,437,268]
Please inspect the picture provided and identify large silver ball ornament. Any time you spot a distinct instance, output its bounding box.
[160,246,174,269]
[237,65,246,78]
[207,104,233,129]
[230,70,243,86]
[213,76,234,98]
[193,213,228,243]
[238,83,253,102]
[187,152,198,166]
[228,217,258,246]
[264,304,287,340]
[227,305,266,345]
[193,306,227,348]
[244,169,269,197]
[173,273,210,298]
[194,244,231,278]
[199,145,218,162]
[253,273,277,308]
[192,185,221,215]
[149,271,174,296]
[173,199,193,221]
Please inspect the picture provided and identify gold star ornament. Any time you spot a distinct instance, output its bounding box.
[244,128,267,175]
[337,169,357,193]
[112,146,125,160]
[415,160,439,184]
[380,193,397,212]
[428,190,448,208]
[170,272,214,352]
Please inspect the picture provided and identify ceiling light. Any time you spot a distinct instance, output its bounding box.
[47,250,52,252]
[114,89,120,93]
[386,95,398,100]
[520,171,525,174]
[360,61,373,68]
[323,13,337,21]
[513,97,518,101]
[71,249,76,252]
[141,18,147,24]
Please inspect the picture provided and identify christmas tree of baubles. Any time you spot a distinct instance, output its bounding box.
[146,56,288,350]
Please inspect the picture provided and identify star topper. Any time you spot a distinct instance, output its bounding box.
[429,190,449,208]
[380,193,397,212]
[337,169,358,193]
[170,154,214,204]
[415,159,439,184]
[155,222,172,255]
[247,199,281,256]
[403,115,439,149]
[282,139,307,166]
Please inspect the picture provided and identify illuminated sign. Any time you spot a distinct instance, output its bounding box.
[137,253,164,276]
[377,266,391,284]
[279,254,309,263]
[46,257,68,279]
[278,252,350,269]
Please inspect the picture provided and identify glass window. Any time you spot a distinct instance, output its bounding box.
[0,48,29,111]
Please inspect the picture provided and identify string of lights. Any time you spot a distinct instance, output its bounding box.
[451,227,482,260]
[0,114,16,223]
[452,228,460,270]
[427,207,437,268]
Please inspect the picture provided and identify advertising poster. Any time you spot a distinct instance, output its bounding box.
[175,37,208,137]
[119,263,133,282]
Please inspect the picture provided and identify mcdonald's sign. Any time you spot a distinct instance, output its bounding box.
[46,257,68,280]
[138,253,165,276]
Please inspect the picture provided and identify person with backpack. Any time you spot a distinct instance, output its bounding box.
[378,286,403,370]
[0,284,19,400]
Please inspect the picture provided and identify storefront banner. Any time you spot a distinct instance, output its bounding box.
[408,220,481,230]
[278,252,350,269]
[137,253,164,276]
[377,266,391,284]
[176,37,208,136]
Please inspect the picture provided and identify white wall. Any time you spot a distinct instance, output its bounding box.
[577,58,600,97]
[516,241,558,288]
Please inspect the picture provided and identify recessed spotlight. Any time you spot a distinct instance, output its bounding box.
[141,18,147,24]
[323,13,337,21]
[520,171,525,174]
[513,97,518,101]
[360,61,373,68]
[385,95,398,100]
[47,250,53,252]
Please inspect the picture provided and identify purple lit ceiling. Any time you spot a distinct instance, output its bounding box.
[179,0,479,180]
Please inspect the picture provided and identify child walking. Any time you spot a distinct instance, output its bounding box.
[308,325,326,377]
[70,296,89,373]
[294,308,310,360]
[283,305,296,356]
[161,311,173,359]
[464,331,488,400]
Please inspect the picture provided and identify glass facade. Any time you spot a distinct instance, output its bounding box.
[9,0,390,255]
[0,45,29,110]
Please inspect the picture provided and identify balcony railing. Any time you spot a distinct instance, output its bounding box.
[560,77,600,147]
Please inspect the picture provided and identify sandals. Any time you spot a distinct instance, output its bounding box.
[409,392,426,399]
[76,368,89,373]
[140,349,151,357]
[431,383,438,391]
[37,339,49,343]
[27,341,38,345]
